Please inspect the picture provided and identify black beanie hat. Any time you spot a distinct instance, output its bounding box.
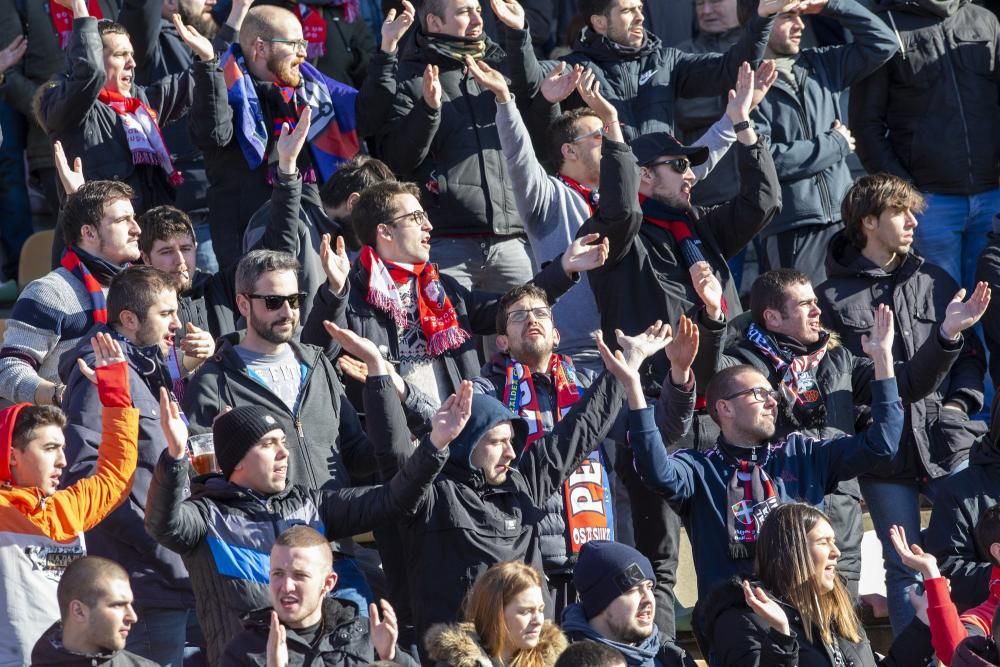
[574,541,656,618]
[213,406,283,478]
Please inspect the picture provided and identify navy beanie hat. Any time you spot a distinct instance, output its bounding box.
[574,541,656,618]
[213,406,283,478]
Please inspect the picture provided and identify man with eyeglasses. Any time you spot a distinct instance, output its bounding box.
[626,304,903,602]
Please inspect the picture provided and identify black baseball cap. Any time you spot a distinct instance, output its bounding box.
[631,132,710,167]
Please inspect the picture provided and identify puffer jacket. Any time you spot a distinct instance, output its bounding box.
[221,598,420,666]
[752,0,897,236]
[561,604,695,667]
[144,432,448,666]
[424,621,567,667]
[818,232,987,478]
[31,622,158,666]
[849,0,1000,194]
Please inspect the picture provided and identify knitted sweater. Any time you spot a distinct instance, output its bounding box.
[0,268,104,403]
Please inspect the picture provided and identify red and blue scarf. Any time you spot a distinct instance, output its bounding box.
[61,248,108,324]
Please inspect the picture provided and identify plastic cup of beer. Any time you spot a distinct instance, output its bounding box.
[188,433,219,475]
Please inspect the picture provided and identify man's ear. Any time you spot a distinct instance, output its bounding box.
[561,143,576,165]
[495,334,510,352]
[236,293,251,320]
[761,308,782,331]
[989,542,1000,567]
[426,12,443,33]
[323,569,338,596]
[552,327,561,350]
[345,192,361,214]
[590,13,609,35]
[118,309,140,333]
[861,213,879,232]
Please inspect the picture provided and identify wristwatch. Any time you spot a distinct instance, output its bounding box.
[733,119,754,133]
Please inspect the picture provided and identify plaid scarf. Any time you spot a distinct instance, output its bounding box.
[503,354,614,552]
[746,322,829,429]
[98,89,183,186]
[61,248,109,324]
[717,442,780,560]
[49,0,103,49]
[360,246,470,356]
[220,44,359,183]
[416,27,493,63]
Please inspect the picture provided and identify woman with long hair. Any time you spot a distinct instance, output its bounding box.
[425,561,567,667]
[699,503,935,666]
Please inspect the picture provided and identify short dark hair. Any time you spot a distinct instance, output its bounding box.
[351,180,422,248]
[976,505,1000,567]
[840,173,926,250]
[736,0,759,26]
[235,250,301,295]
[57,556,129,619]
[97,19,129,38]
[496,284,550,335]
[705,364,762,422]
[62,181,135,247]
[749,269,812,326]
[138,206,195,256]
[554,640,626,667]
[549,108,601,171]
[578,0,615,29]
[417,0,449,25]
[319,155,395,209]
[108,265,177,325]
[12,406,66,452]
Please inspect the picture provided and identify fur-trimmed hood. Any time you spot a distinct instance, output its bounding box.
[424,621,567,667]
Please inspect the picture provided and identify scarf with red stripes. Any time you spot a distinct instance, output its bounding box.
[61,248,108,324]
[718,442,780,560]
[97,89,183,186]
[49,0,103,49]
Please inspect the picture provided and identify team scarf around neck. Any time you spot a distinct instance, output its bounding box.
[49,0,103,49]
[360,246,470,356]
[717,442,779,560]
[557,174,599,216]
[746,322,829,429]
[503,354,614,552]
[61,248,111,324]
[418,28,491,63]
[97,89,183,186]
[220,43,359,183]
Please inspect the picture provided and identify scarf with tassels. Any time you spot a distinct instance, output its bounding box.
[61,248,110,324]
[746,322,829,429]
[49,0,103,49]
[360,246,469,356]
[97,89,183,186]
[717,443,780,560]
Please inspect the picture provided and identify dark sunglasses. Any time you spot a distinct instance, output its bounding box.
[244,293,307,310]
[648,157,692,174]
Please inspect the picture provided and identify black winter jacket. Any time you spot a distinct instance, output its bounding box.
[975,227,1000,386]
[752,0,897,236]
[698,578,934,666]
[177,268,239,341]
[579,136,780,390]
[221,598,419,666]
[32,622,158,666]
[849,0,1000,194]
[818,232,986,478]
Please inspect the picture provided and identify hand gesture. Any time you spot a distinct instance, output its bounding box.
[323,321,387,376]
[491,0,525,30]
[172,13,214,61]
[319,233,350,295]
[690,261,724,320]
[76,332,127,385]
[941,281,991,339]
[158,387,189,460]
[665,315,699,382]
[758,0,801,16]
[616,320,673,370]
[381,0,415,53]
[797,0,830,14]
[860,304,894,362]
[726,62,755,124]
[595,329,640,387]
[751,60,778,109]
[561,232,609,275]
[369,599,399,661]
[0,35,27,75]
[577,69,617,124]
[266,611,288,667]
[831,119,855,152]
[743,581,791,636]
[276,106,312,174]
[465,57,510,102]
[423,64,442,110]
[541,62,583,104]
[55,0,88,17]
[889,525,940,580]
[179,322,215,361]
[430,380,473,449]
[53,141,85,195]
[337,355,369,383]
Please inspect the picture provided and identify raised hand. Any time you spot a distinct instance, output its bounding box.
[319,233,350,295]
[337,355,369,384]
[726,62,754,124]
[743,581,791,636]
[430,380,473,449]
[941,281,991,339]
[797,0,830,14]
[889,524,940,580]
[266,611,288,667]
[0,35,27,75]
[159,387,189,460]
[276,106,312,175]
[831,119,855,152]
[690,261,724,321]
[758,0,801,16]
[665,315,699,384]
[369,599,399,660]
[53,140,85,196]
[465,56,510,102]
[491,0,525,30]
[561,232,609,275]
[423,64,442,110]
[54,0,89,17]
[616,320,673,370]
[860,304,894,370]
[323,321,388,376]
[179,322,215,362]
[751,60,778,109]
[541,62,583,104]
[76,332,127,385]
[381,0,415,54]
[172,13,214,61]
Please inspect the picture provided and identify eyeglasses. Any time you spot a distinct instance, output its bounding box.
[384,209,430,228]
[648,157,692,174]
[722,386,781,403]
[268,38,309,52]
[244,293,308,310]
[507,307,552,324]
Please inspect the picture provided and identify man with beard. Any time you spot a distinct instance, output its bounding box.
[562,541,694,667]
[0,181,140,406]
[191,4,360,271]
